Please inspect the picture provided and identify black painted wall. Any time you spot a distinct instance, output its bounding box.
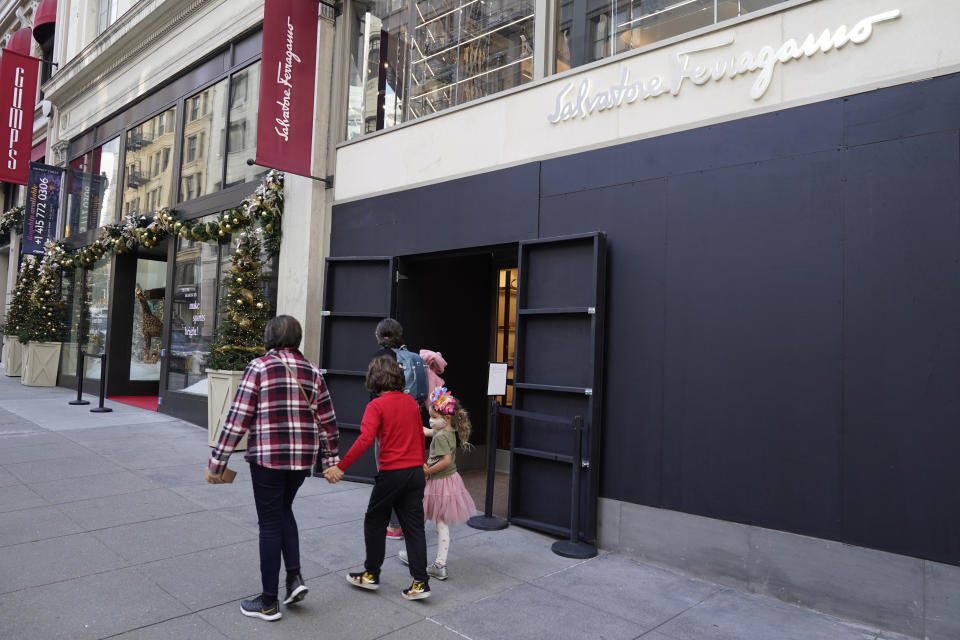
[331,72,960,565]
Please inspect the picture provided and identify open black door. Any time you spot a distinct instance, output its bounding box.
[508,233,606,541]
[318,257,395,482]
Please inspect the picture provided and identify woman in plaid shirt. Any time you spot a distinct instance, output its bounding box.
[206,315,339,621]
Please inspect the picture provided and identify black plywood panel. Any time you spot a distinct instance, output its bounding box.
[522,239,595,308]
[540,99,843,197]
[322,318,382,373]
[843,73,960,148]
[324,374,370,426]
[661,151,844,538]
[539,179,668,507]
[327,262,392,313]
[331,164,540,257]
[520,316,592,389]
[841,132,960,564]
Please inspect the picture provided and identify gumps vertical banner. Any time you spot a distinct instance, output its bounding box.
[255,0,319,177]
[22,163,62,255]
[0,49,39,185]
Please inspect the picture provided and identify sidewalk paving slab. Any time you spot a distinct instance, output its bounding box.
[56,487,203,531]
[0,504,84,546]
[0,370,923,640]
[0,565,191,640]
[0,532,128,594]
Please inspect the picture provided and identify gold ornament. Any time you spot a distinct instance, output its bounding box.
[256,302,264,309]
[236,299,243,305]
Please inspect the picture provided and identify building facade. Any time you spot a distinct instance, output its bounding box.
[325,1,960,638]
[38,0,334,423]
[8,1,959,637]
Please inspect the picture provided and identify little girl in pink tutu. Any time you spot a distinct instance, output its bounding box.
[400,386,476,580]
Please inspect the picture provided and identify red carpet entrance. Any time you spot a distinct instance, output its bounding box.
[107,396,159,411]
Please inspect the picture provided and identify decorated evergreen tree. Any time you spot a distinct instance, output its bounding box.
[207,231,272,370]
[3,256,39,343]
[27,248,67,343]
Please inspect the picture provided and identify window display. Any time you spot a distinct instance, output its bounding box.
[167,226,222,395]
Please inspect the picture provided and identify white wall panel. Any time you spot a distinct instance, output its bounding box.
[335,0,960,202]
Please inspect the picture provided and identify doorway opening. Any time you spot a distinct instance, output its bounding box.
[395,245,517,518]
[105,240,168,402]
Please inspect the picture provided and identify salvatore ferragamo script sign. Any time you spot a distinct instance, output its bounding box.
[548,9,901,124]
[256,0,320,177]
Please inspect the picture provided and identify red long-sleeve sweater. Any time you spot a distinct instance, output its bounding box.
[337,391,425,471]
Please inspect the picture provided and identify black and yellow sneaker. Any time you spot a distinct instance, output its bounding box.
[401,580,431,600]
[240,595,282,621]
[346,571,380,591]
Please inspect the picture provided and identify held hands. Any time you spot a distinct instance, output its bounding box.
[204,468,224,484]
[323,465,344,484]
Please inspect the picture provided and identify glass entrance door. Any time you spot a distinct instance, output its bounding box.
[129,258,167,381]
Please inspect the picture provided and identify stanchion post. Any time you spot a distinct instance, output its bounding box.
[89,353,112,413]
[467,398,508,531]
[68,349,90,405]
[551,415,597,559]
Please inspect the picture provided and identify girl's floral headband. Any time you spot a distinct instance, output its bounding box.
[430,386,456,414]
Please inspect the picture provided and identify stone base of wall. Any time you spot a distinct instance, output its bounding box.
[599,498,959,640]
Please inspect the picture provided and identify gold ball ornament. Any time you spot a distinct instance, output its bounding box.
[218,230,225,236]
[236,299,243,305]
[256,302,264,309]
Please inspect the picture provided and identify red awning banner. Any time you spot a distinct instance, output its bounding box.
[33,0,57,44]
[0,49,40,185]
[255,0,319,178]
[7,28,33,55]
[31,140,45,162]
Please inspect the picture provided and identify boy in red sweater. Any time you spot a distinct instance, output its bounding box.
[323,355,431,600]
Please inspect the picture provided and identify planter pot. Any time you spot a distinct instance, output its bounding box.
[22,341,61,387]
[3,336,23,376]
[207,369,247,450]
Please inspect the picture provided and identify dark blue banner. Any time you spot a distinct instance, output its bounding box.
[22,162,62,255]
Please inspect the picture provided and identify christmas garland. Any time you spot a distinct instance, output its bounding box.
[47,170,284,269]
[0,205,25,245]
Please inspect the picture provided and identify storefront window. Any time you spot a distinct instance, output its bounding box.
[59,269,84,378]
[167,216,280,395]
[123,107,176,217]
[65,137,121,237]
[167,224,222,395]
[226,62,267,187]
[84,260,112,380]
[346,0,534,139]
[179,80,228,203]
[556,0,789,71]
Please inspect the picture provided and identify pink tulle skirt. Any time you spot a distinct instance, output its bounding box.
[423,472,477,525]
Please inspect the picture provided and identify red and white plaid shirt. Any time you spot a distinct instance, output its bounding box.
[208,348,339,474]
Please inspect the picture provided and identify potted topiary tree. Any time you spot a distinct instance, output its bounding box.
[206,231,271,447]
[21,249,65,386]
[3,256,39,377]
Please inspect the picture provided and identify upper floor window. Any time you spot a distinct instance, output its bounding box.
[556,0,790,71]
[65,137,121,237]
[98,0,137,34]
[346,0,535,140]
[123,107,176,217]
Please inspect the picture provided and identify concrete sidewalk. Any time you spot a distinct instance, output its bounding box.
[0,371,913,640]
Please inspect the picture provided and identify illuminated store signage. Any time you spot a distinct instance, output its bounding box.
[548,9,901,124]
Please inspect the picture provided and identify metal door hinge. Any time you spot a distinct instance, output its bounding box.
[584,388,593,396]
[587,307,596,314]
[321,310,331,316]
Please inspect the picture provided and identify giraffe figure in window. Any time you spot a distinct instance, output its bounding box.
[135,284,163,363]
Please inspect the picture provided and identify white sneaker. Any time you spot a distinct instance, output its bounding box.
[398,550,447,580]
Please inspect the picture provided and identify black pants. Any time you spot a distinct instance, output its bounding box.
[364,466,428,583]
[249,463,309,597]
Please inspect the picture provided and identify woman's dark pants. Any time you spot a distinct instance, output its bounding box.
[249,463,309,597]
[364,466,428,582]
